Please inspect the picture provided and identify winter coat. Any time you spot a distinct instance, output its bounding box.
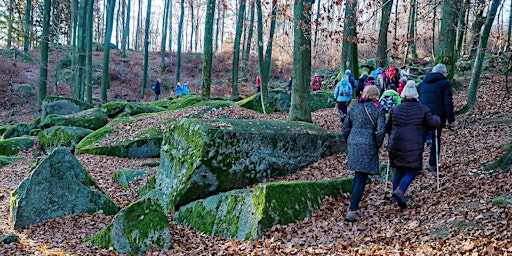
[342,101,386,174]
[334,77,353,102]
[385,99,441,170]
[417,72,456,127]
[153,81,161,95]
[311,75,322,91]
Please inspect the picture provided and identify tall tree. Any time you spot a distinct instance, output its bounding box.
[455,0,470,58]
[405,0,418,59]
[141,0,152,99]
[377,0,393,67]
[189,0,195,52]
[168,0,173,53]
[176,0,185,83]
[74,0,88,100]
[38,0,52,108]
[85,0,94,104]
[467,0,501,108]
[289,0,312,122]
[201,0,216,100]
[231,0,246,100]
[241,1,255,80]
[313,0,321,62]
[6,0,13,48]
[135,0,142,50]
[506,0,512,50]
[101,0,116,103]
[437,0,460,80]
[161,0,170,68]
[341,0,359,78]
[468,0,487,59]
[256,0,278,108]
[122,0,131,57]
[23,0,32,53]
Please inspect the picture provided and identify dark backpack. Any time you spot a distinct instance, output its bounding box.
[379,95,396,113]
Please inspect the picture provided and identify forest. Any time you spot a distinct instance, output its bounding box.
[0,0,511,255]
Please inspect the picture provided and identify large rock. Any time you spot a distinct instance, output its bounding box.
[0,137,34,156]
[113,169,154,188]
[37,126,92,153]
[175,178,352,240]
[10,147,120,229]
[41,96,93,121]
[155,118,344,210]
[99,101,166,118]
[236,89,336,113]
[40,108,108,130]
[86,192,171,255]
[152,94,202,110]
[1,120,39,140]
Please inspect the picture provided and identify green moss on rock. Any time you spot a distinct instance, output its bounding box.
[40,108,108,130]
[236,89,335,113]
[41,96,93,120]
[113,169,154,189]
[38,126,92,152]
[492,196,512,206]
[0,137,34,156]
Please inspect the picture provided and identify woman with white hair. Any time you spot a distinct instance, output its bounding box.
[342,85,386,222]
[385,81,441,209]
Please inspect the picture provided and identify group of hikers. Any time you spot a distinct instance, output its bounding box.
[152,79,189,101]
[335,63,458,222]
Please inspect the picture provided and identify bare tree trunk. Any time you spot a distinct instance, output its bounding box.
[231,0,246,100]
[161,0,170,68]
[455,0,470,59]
[176,0,185,83]
[141,0,152,99]
[23,0,32,53]
[135,0,142,50]
[405,0,418,59]
[437,0,460,80]
[469,0,487,59]
[507,0,512,50]
[101,0,116,103]
[38,0,51,108]
[189,0,195,52]
[201,0,216,100]
[377,0,393,67]
[341,0,359,78]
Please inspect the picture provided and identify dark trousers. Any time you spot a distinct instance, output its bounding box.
[154,94,160,101]
[336,101,349,123]
[392,168,419,194]
[349,172,369,211]
[424,127,442,166]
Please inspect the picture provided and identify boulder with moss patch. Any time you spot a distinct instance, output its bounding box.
[86,191,171,255]
[1,121,39,140]
[99,101,166,118]
[175,178,352,240]
[38,126,92,153]
[155,118,344,210]
[152,95,202,110]
[0,137,34,156]
[10,147,120,229]
[40,108,108,130]
[114,169,154,188]
[236,89,335,113]
[41,96,93,120]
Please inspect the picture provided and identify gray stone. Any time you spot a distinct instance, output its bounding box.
[40,108,108,130]
[99,101,166,118]
[11,84,36,106]
[236,89,336,113]
[0,137,34,156]
[155,118,344,210]
[41,96,93,121]
[113,169,154,188]
[10,147,120,229]
[175,178,353,240]
[86,191,171,255]
[37,126,92,153]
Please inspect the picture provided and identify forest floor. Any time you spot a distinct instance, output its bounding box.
[0,49,512,255]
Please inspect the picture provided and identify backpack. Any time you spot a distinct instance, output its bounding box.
[379,95,396,113]
[386,66,397,84]
[152,82,157,90]
[370,70,381,87]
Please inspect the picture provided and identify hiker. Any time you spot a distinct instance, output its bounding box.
[334,73,353,125]
[344,70,358,89]
[256,75,261,93]
[386,80,441,209]
[356,73,369,98]
[175,82,183,96]
[397,76,407,96]
[417,64,458,172]
[342,85,386,222]
[288,76,293,91]
[379,83,401,117]
[385,65,400,90]
[310,73,322,91]
[152,78,161,101]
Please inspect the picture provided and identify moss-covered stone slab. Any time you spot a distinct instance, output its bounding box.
[1,121,39,140]
[0,137,34,156]
[155,118,344,210]
[75,113,175,158]
[114,169,154,188]
[236,89,335,113]
[175,178,352,240]
[41,96,93,121]
[40,108,108,130]
[99,101,166,118]
[0,155,23,168]
[38,126,92,153]
[86,192,171,255]
[152,95,202,110]
[10,147,120,229]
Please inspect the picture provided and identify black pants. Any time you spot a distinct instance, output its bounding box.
[336,101,349,123]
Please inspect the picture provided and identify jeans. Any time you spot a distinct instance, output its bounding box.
[392,168,419,194]
[154,94,160,101]
[349,172,369,211]
[424,127,442,166]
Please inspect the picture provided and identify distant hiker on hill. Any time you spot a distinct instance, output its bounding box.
[288,76,293,91]
[256,76,261,93]
[182,82,190,95]
[175,82,183,96]
[152,78,161,101]
[310,73,322,91]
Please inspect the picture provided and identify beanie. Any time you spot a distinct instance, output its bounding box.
[401,80,419,100]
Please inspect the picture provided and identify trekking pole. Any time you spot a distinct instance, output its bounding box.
[384,158,390,198]
[435,129,440,191]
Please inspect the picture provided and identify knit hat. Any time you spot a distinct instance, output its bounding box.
[345,70,352,76]
[401,80,419,100]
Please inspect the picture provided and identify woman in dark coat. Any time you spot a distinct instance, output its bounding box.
[342,85,386,222]
[386,81,441,209]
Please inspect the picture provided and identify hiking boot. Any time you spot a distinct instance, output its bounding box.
[345,210,361,222]
[392,189,407,209]
[425,138,432,147]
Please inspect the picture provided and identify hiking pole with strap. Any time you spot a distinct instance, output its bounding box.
[435,129,440,191]
[385,157,390,198]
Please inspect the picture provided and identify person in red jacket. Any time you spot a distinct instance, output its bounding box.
[255,75,261,93]
[310,73,322,91]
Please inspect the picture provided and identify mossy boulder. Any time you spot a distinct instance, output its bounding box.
[40,108,108,130]
[152,94,202,110]
[41,95,93,121]
[99,101,166,118]
[237,89,335,113]
[491,196,512,206]
[155,118,344,210]
[0,137,34,156]
[486,145,512,173]
[38,126,92,153]
[0,155,14,168]
[75,113,175,158]
[86,192,171,255]
[113,169,154,188]
[1,122,39,140]
[175,178,352,240]
[10,147,120,229]
[0,125,13,138]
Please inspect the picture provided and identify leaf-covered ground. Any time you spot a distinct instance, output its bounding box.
[1,76,512,255]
